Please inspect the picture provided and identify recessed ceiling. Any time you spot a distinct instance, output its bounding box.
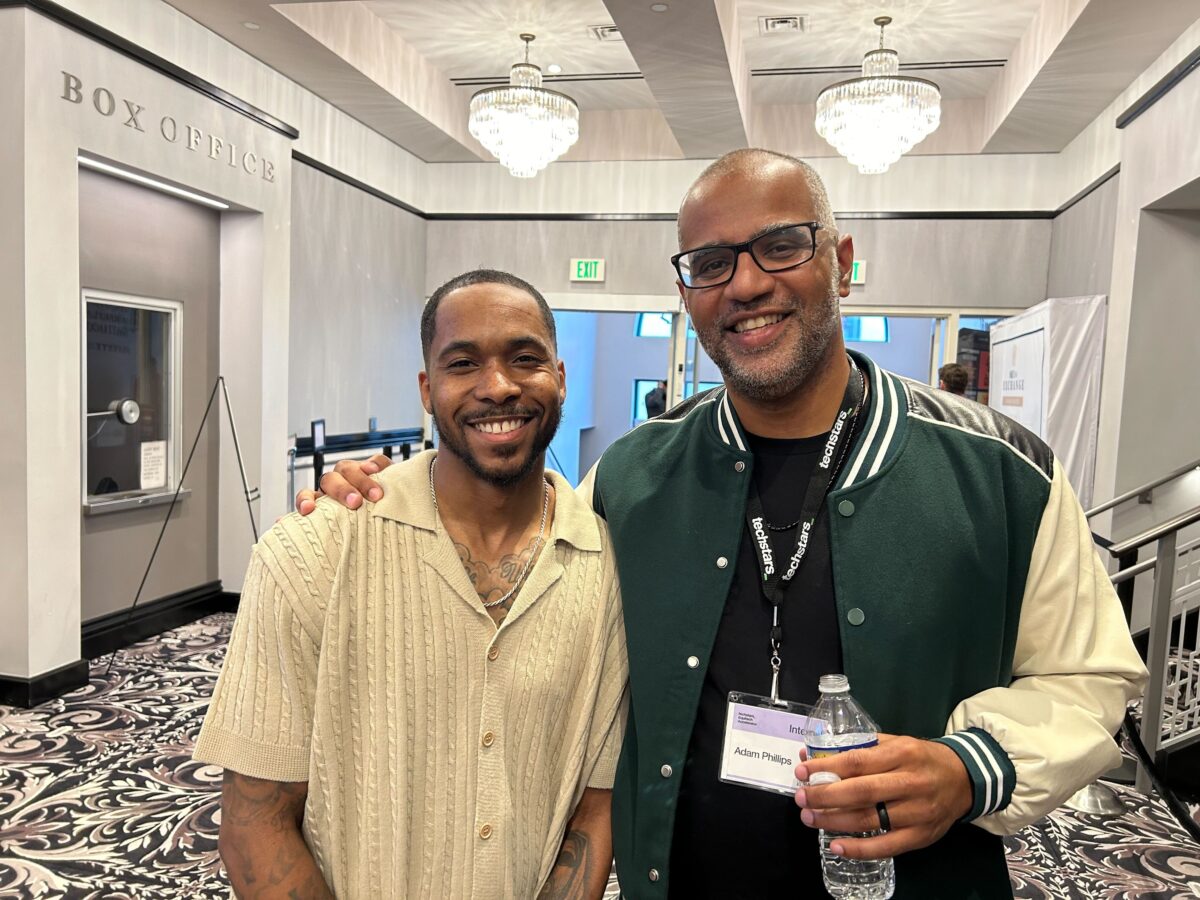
[158,0,1200,164]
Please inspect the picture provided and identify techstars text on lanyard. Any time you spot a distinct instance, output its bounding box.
[743,359,865,705]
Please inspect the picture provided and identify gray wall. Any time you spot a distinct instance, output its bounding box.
[1116,208,1200,490]
[428,217,1052,311]
[78,169,220,622]
[289,162,427,437]
[1047,175,1120,299]
[426,220,679,297]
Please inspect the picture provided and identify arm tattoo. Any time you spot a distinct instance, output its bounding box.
[538,831,592,900]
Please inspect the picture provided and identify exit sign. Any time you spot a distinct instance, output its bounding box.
[570,258,606,282]
[851,260,867,285]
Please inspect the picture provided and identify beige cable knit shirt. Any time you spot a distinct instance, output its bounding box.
[194,451,628,899]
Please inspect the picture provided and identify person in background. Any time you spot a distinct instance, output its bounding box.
[644,380,667,418]
[938,362,970,396]
[299,151,1145,899]
[198,269,627,899]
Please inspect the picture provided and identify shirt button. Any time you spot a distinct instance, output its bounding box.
[687,655,699,669]
[661,764,673,778]
[487,646,499,661]
[648,868,660,882]
[716,556,728,569]
[482,731,495,747]
[847,607,866,626]
[734,461,745,473]
[838,499,856,517]
[479,824,493,839]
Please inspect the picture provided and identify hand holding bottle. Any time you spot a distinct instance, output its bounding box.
[795,733,974,860]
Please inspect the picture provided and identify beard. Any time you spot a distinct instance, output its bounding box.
[695,264,842,402]
[433,400,562,488]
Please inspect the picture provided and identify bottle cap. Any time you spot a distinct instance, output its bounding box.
[807,771,841,786]
[818,674,850,694]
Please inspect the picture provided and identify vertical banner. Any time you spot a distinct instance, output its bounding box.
[990,327,1046,435]
[989,297,1107,507]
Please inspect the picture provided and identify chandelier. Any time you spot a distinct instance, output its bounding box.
[468,34,580,178]
[815,17,941,175]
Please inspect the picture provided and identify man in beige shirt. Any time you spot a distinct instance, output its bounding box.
[195,269,628,899]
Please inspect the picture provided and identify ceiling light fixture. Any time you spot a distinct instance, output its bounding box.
[547,63,562,74]
[242,21,260,30]
[650,3,670,11]
[77,156,230,209]
[815,17,941,175]
[468,34,580,178]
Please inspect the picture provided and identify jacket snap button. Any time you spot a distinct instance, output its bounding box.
[649,869,660,882]
[838,499,856,517]
[847,607,866,626]
[687,655,699,669]
[716,556,728,569]
[661,764,673,777]
[734,461,745,473]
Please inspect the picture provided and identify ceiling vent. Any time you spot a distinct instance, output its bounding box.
[757,15,807,36]
[588,24,624,42]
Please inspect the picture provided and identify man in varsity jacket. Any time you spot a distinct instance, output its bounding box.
[306,149,1146,898]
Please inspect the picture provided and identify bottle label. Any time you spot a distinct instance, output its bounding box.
[808,737,878,758]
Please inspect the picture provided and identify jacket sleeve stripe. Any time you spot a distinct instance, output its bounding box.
[960,729,1011,814]
[936,728,1017,819]
[936,732,994,819]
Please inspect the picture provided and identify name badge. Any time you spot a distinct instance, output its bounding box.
[718,691,813,796]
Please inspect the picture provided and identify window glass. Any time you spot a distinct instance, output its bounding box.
[636,312,696,339]
[85,297,177,500]
[842,315,889,343]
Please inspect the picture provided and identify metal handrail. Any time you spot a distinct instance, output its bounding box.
[1110,556,1158,586]
[1086,457,1200,518]
[1108,504,1200,557]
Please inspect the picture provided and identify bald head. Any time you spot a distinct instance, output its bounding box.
[677,149,835,247]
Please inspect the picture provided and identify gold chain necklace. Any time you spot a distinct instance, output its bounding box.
[429,458,549,609]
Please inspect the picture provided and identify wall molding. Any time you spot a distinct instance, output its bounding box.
[1054,165,1121,218]
[4,0,300,140]
[81,580,238,660]
[1117,44,1200,130]
[295,151,1074,223]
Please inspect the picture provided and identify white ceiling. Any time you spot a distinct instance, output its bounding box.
[161,0,1200,165]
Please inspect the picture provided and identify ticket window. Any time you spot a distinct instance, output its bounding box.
[82,290,182,509]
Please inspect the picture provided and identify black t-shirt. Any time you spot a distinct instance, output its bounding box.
[668,431,844,898]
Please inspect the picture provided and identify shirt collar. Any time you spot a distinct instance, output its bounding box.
[369,450,603,552]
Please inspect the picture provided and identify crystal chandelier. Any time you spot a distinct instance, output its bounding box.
[468,34,580,178]
[815,17,941,175]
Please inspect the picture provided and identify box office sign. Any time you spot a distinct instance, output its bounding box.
[60,72,277,184]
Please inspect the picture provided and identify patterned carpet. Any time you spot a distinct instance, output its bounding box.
[1,614,1199,899]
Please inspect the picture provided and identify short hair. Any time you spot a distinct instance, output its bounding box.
[678,149,836,246]
[938,363,970,395]
[421,269,557,365]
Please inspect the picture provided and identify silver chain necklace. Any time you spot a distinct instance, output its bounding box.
[429,458,549,609]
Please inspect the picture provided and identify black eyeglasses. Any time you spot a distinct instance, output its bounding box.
[671,222,825,289]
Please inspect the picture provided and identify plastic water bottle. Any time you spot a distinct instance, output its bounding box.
[803,674,895,899]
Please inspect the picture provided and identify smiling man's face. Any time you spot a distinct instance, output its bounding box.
[419,282,564,487]
[676,163,849,403]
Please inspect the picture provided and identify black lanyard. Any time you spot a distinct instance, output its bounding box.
[742,359,865,702]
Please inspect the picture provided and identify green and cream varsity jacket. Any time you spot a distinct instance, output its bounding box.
[583,350,1147,899]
